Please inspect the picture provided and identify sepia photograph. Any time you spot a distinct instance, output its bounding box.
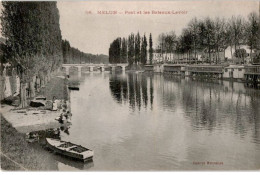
[0,0,260,171]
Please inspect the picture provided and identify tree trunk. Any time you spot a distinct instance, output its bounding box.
[231,46,233,60]
[20,82,27,108]
[47,71,51,82]
[217,48,220,64]
[45,76,48,85]
[208,48,211,64]
[36,76,40,92]
[29,81,35,99]
[194,42,197,64]
[40,78,44,88]
[224,49,226,62]
[250,48,252,63]
[177,53,179,64]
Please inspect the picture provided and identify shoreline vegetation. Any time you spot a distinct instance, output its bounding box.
[0,2,106,170]
[1,71,70,170]
[0,1,108,109]
[1,70,69,126]
[108,11,260,66]
[1,114,50,171]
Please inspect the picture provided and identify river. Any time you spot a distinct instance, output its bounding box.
[29,71,260,170]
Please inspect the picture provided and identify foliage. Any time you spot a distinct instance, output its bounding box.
[128,34,135,65]
[1,2,62,82]
[62,39,108,64]
[109,38,121,63]
[121,38,128,63]
[245,12,259,54]
[157,12,259,64]
[109,32,152,65]
[134,32,141,64]
[234,48,247,59]
[149,33,153,64]
[140,34,148,64]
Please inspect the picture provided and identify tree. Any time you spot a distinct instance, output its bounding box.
[188,18,200,63]
[158,33,166,62]
[108,37,121,63]
[134,32,141,64]
[229,16,245,52]
[140,34,148,64]
[212,17,226,63]
[234,48,247,63]
[128,33,135,65]
[62,40,71,63]
[176,36,184,62]
[245,12,259,62]
[1,2,62,107]
[164,31,177,62]
[149,33,153,64]
[204,17,215,63]
[121,38,127,63]
[182,28,193,62]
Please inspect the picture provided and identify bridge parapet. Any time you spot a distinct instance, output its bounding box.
[62,63,128,73]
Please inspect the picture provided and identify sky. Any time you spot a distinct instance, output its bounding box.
[0,0,259,55]
[57,0,259,55]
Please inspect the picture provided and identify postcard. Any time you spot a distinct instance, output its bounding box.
[0,0,259,171]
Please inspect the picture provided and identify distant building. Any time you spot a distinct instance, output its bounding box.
[225,45,256,64]
[149,44,256,64]
[151,52,193,64]
[223,65,245,79]
[151,49,225,64]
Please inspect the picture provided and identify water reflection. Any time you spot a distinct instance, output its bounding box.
[27,72,260,170]
[108,73,260,157]
[26,123,94,171]
[109,73,154,111]
[109,74,260,141]
[55,155,94,170]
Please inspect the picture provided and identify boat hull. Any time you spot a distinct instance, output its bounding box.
[46,138,93,162]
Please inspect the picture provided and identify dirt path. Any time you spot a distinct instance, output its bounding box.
[1,105,61,133]
[0,74,69,133]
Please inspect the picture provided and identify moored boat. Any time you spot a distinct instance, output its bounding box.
[46,138,94,162]
[68,86,79,90]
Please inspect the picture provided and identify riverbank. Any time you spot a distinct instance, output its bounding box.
[0,71,71,170]
[1,106,61,133]
[143,64,260,85]
[1,72,69,132]
[125,64,145,73]
[0,114,54,170]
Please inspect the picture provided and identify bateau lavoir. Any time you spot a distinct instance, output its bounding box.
[151,10,188,14]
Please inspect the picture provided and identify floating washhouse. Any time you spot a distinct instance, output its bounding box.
[144,64,260,83]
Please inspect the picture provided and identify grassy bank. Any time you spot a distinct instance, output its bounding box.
[0,114,53,170]
[37,73,69,101]
[0,73,69,171]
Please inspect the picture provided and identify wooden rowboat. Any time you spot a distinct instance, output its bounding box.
[46,138,94,162]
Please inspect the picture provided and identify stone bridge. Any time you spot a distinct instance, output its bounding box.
[62,63,128,75]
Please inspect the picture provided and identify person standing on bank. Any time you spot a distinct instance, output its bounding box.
[52,96,58,111]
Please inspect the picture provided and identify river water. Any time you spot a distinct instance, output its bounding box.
[30,71,260,171]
